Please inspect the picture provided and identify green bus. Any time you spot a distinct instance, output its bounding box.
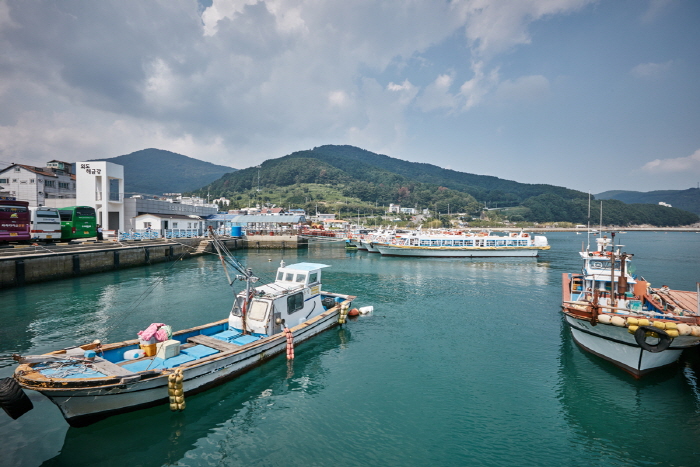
[58,206,97,240]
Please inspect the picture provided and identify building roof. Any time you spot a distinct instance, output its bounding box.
[206,214,305,223]
[0,164,58,178]
[135,213,203,220]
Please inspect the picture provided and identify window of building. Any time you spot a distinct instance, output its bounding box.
[14,167,20,172]
[0,178,7,183]
[45,180,55,188]
[30,179,35,183]
[12,179,17,183]
[59,182,70,189]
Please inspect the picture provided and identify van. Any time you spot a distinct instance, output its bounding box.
[30,207,62,241]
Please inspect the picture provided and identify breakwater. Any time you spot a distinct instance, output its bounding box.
[0,235,308,289]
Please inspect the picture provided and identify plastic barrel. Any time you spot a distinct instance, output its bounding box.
[231,226,242,237]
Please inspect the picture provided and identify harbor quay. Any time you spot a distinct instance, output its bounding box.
[0,234,308,289]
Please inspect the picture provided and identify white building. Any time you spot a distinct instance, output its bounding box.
[388,204,401,213]
[400,207,416,214]
[76,161,125,232]
[212,197,230,206]
[133,213,204,235]
[0,161,76,206]
[123,197,218,231]
[659,202,672,207]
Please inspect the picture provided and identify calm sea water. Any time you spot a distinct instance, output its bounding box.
[1,232,699,467]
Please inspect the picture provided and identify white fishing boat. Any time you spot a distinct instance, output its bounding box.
[3,234,356,426]
[374,230,549,257]
[561,232,700,378]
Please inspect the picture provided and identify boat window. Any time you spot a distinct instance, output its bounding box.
[295,273,306,283]
[277,271,284,281]
[285,272,294,281]
[231,296,244,316]
[308,272,318,284]
[287,292,304,313]
[248,301,269,321]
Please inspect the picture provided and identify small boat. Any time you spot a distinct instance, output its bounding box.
[5,234,356,426]
[374,230,549,257]
[345,240,358,250]
[561,232,700,378]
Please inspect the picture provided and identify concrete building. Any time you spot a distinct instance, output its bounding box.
[133,213,204,236]
[124,197,218,231]
[76,161,125,232]
[0,161,76,206]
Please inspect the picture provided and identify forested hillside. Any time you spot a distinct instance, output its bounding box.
[195,145,699,227]
[91,148,236,195]
[596,188,700,215]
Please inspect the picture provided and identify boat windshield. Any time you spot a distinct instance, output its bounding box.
[231,296,244,316]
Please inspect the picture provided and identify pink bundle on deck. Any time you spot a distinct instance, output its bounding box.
[138,322,166,342]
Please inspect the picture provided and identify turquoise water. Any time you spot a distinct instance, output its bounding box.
[1,232,700,466]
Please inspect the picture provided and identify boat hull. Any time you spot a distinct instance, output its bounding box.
[27,305,347,427]
[375,245,544,257]
[564,315,698,378]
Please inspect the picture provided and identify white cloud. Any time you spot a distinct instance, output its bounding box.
[640,0,673,24]
[461,0,595,58]
[459,61,500,110]
[493,75,550,103]
[416,74,456,112]
[0,0,601,170]
[630,61,673,79]
[641,149,700,173]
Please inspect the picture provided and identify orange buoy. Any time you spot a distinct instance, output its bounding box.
[348,308,360,317]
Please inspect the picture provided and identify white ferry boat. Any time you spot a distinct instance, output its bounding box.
[3,234,356,426]
[561,232,700,377]
[374,230,549,257]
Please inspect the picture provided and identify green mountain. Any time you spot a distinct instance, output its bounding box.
[197,145,699,226]
[90,148,236,195]
[596,188,700,215]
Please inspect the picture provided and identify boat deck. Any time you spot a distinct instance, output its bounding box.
[664,289,699,314]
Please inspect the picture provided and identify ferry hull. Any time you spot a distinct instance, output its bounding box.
[564,315,697,378]
[375,245,544,257]
[27,306,346,427]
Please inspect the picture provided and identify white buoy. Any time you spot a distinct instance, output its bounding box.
[358,306,374,314]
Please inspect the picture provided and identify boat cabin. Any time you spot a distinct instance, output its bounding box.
[229,262,330,335]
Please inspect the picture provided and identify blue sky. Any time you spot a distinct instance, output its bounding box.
[1,0,699,194]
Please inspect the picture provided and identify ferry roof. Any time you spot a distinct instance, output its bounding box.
[282,262,330,271]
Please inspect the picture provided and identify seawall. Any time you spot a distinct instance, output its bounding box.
[0,235,308,289]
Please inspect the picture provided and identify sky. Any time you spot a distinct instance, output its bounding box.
[1,0,699,194]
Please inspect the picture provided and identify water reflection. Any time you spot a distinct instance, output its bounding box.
[556,321,700,465]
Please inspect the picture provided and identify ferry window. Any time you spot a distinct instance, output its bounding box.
[295,273,306,283]
[277,271,284,281]
[287,292,304,313]
[308,272,318,284]
[248,301,268,321]
[285,272,294,281]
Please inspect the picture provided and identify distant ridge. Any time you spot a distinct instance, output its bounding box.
[198,144,698,226]
[596,188,700,215]
[90,148,236,196]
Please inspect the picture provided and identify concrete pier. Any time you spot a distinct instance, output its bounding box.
[0,235,308,289]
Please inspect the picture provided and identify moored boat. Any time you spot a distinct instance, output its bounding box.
[561,232,700,378]
[374,230,549,257]
[4,234,356,426]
